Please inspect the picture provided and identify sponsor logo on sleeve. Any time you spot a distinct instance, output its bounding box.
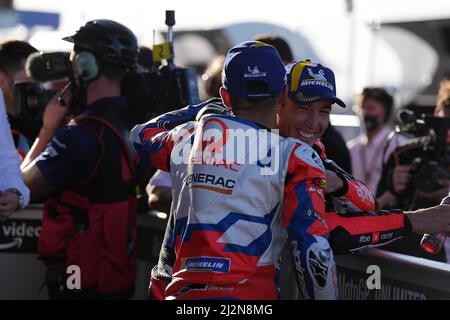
[182,257,230,273]
[359,234,372,244]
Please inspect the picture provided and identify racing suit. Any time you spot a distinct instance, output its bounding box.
[132,101,411,300]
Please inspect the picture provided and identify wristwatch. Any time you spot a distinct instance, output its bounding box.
[3,188,25,211]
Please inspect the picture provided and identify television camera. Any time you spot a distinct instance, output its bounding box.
[14,10,200,129]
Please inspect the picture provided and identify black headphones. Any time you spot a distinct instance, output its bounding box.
[74,51,100,82]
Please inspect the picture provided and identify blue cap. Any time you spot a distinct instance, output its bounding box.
[223,41,286,99]
[286,60,346,108]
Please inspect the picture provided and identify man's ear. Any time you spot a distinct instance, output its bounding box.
[0,70,8,90]
[219,86,231,109]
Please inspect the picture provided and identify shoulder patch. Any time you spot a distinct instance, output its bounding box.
[293,143,325,171]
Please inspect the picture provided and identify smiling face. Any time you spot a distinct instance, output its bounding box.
[277,91,332,145]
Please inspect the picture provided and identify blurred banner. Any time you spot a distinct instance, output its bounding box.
[280,247,450,300]
[335,248,450,300]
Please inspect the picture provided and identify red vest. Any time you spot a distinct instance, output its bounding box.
[38,106,137,294]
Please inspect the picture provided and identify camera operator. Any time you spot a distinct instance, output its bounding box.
[21,19,139,299]
[376,79,450,262]
[0,40,39,158]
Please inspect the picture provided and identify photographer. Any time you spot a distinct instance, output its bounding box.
[376,79,450,262]
[21,19,139,299]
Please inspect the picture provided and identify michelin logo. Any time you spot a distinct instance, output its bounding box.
[183,257,230,273]
[307,68,327,81]
[244,65,267,78]
[301,80,334,91]
[301,68,334,91]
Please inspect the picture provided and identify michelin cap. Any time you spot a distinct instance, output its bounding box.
[223,41,286,99]
[286,59,346,108]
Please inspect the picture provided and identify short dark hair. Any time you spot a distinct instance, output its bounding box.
[101,62,127,81]
[138,46,153,70]
[0,40,38,75]
[360,87,394,122]
[203,55,225,98]
[252,34,293,63]
[230,90,282,111]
